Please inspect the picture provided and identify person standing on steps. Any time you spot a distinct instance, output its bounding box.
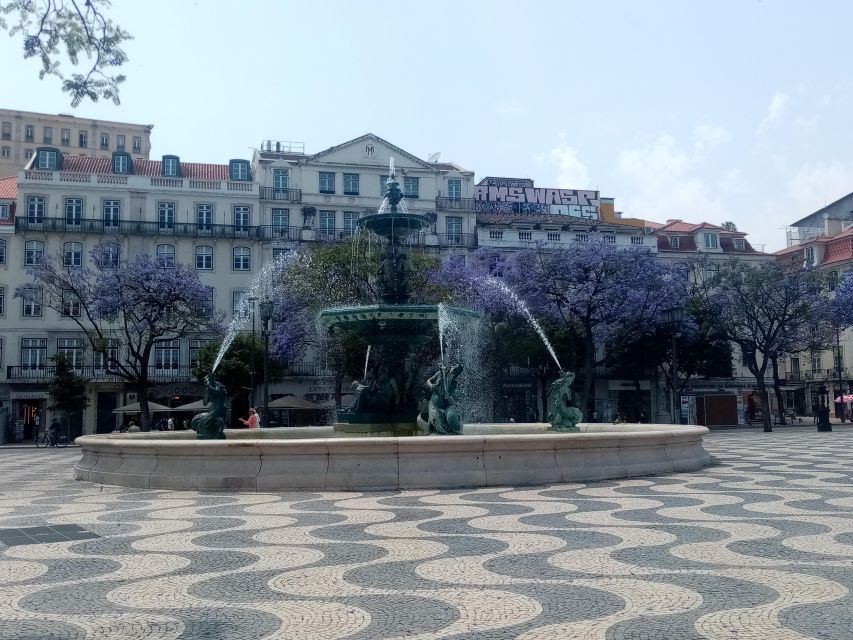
[240,408,259,429]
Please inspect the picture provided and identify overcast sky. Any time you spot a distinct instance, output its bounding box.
[3,0,851,251]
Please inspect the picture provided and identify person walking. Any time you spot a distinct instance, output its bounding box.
[240,408,259,429]
[167,416,174,431]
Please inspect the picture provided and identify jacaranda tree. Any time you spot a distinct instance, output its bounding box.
[17,244,222,430]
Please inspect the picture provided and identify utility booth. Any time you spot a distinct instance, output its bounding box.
[682,391,739,428]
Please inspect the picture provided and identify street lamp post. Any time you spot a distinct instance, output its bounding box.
[836,325,844,422]
[259,300,273,429]
[248,296,257,409]
[664,306,685,424]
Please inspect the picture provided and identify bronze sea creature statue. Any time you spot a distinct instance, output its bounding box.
[192,375,228,440]
[547,371,583,432]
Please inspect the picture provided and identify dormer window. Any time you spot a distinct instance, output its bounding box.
[35,147,61,170]
[669,236,680,248]
[112,152,132,174]
[229,160,251,181]
[733,238,745,250]
[162,155,180,177]
[703,232,718,249]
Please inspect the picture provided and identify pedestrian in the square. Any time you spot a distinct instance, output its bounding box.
[240,408,259,429]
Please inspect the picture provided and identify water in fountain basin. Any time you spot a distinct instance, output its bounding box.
[211,249,302,373]
[483,276,563,371]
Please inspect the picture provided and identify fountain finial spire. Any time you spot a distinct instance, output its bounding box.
[379,157,406,214]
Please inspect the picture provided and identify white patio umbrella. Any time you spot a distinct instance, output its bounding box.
[112,401,171,414]
[171,399,208,412]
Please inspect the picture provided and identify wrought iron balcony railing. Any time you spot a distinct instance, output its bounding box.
[259,187,302,203]
[6,365,195,382]
[436,197,477,211]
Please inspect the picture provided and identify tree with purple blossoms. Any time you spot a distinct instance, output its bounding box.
[16,244,223,431]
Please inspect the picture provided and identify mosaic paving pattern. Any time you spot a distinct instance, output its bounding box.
[1,428,852,639]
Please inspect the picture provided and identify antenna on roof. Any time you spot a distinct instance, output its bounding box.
[428,152,441,163]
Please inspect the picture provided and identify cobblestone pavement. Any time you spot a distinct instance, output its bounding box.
[1,429,852,639]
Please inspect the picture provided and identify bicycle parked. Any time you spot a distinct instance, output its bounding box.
[35,421,69,448]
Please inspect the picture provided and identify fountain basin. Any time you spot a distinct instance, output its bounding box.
[74,423,711,491]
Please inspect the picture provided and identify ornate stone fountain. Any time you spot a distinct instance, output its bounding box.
[319,161,476,436]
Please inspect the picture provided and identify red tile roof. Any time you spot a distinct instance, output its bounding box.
[0,175,16,200]
[821,236,853,266]
[61,155,230,180]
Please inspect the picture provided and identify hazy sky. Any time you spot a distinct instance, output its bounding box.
[3,0,851,251]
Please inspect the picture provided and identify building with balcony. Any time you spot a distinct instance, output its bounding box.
[0,134,477,438]
[0,108,153,178]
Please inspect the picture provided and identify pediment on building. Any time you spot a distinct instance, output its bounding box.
[305,133,434,170]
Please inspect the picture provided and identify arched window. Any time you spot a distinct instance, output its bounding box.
[156,244,175,268]
[195,245,213,270]
[232,246,250,271]
[24,240,44,266]
[63,241,83,267]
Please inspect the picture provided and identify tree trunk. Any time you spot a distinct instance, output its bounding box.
[540,375,548,424]
[770,355,787,425]
[137,381,151,431]
[756,377,772,432]
[580,332,595,418]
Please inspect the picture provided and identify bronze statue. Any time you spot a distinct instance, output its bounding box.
[192,375,228,440]
[547,371,583,432]
[418,364,464,434]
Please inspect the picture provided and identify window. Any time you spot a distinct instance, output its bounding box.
[343,173,359,195]
[631,235,645,245]
[98,133,108,150]
[113,153,130,174]
[0,204,7,220]
[233,246,250,270]
[24,149,33,160]
[63,242,83,267]
[158,202,175,230]
[61,292,81,317]
[834,346,844,371]
[156,244,175,268]
[811,352,822,373]
[489,230,504,240]
[319,172,335,194]
[603,234,617,244]
[234,205,250,234]
[132,136,142,153]
[272,248,289,261]
[116,134,125,151]
[21,338,47,368]
[97,243,120,268]
[403,176,419,198]
[27,196,45,223]
[103,200,120,228]
[319,210,335,240]
[232,290,247,315]
[705,263,719,278]
[25,240,44,266]
[229,160,250,181]
[1,146,9,158]
[828,271,839,292]
[21,287,43,317]
[189,339,213,369]
[65,197,83,226]
[447,178,462,201]
[78,130,88,148]
[804,246,815,266]
[154,340,180,370]
[446,217,463,245]
[733,238,745,250]
[0,238,5,264]
[25,125,34,141]
[271,208,289,236]
[37,149,58,170]
[380,175,389,195]
[162,156,179,177]
[196,203,213,230]
[1,122,10,139]
[790,357,800,377]
[518,230,532,242]
[547,231,561,242]
[0,286,4,316]
[273,168,289,191]
[195,245,213,270]
[575,233,588,243]
[703,233,718,249]
[42,127,52,144]
[61,128,71,145]
[343,211,359,237]
[94,339,119,371]
[669,237,680,248]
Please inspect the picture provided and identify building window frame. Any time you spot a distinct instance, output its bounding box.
[78,130,88,148]
[25,124,34,141]
[271,208,289,236]
[60,128,71,145]
[42,127,53,144]
[232,246,250,271]
[21,287,43,317]
[196,203,213,231]
[132,136,142,153]
[403,176,419,199]
[703,232,718,249]
[273,168,289,191]
[61,292,82,317]
[37,149,58,170]
[318,210,335,240]
[233,205,250,234]
[158,201,175,230]
[343,211,359,237]
[319,172,335,194]
[63,241,83,267]
[21,338,47,368]
[0,238,5,264]
[156,244,176,268]
[65,196,83,226]
[100,133,109,150]
[733,238,745,250]
[229,160,250,181]
[97,243,120,268]
[116,134,125,152]
[447,178,462,201]
[195,245,213,270]
[25,240,44,266]
[103,199,120,227]
[27,195,45,223]
[0,122,10,140]
[343,173,360,195]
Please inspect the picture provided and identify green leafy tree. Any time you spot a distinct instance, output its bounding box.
[1,0,132,106]
[48,353,90,436]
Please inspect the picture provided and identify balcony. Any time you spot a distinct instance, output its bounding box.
[6,365,194,383]
[286,363,332,377]
[436,197,477,211]
[259,187,302,203]
[21,170,260,196]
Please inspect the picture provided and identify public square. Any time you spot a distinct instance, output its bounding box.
[1,428,852,639]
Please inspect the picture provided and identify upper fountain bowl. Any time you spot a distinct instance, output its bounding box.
[359,211,431,239]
